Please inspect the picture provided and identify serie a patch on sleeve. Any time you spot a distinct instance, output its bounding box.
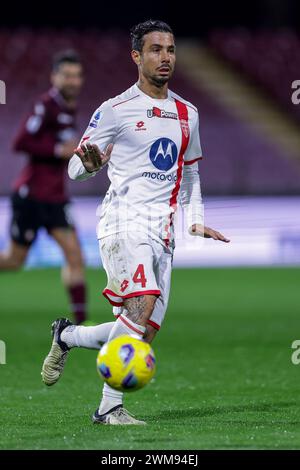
[89,110,102,128]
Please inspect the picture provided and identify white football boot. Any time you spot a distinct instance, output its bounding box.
[41,318,72,386]
[92,405,146,425]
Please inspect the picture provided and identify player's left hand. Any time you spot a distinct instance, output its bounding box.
[189,224,230,243]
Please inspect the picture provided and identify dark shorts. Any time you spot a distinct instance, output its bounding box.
[10,192,75,246]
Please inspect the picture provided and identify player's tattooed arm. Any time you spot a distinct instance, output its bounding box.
[124,295,157,326]
[189,224,230,243]
[74,142,113,173]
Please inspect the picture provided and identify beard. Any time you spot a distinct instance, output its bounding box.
[61,86,80,101]
[151,77,168,87]
[149,73,172,87]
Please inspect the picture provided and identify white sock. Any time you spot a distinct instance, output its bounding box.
[61,322,115,349]
[98,314,145,415]
[99,383,123,415]
[107,313,146,341]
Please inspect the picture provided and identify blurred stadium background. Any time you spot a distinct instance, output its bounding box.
[1,0,300,450]
[1,0,300,267]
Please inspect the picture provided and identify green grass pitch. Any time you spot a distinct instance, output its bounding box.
[0,267,299,450]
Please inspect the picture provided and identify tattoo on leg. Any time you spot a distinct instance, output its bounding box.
[124,296,147,324]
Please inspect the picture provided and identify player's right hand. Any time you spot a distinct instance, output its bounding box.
[74,142,113,173]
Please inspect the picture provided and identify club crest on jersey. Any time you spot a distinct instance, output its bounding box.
[180,119,189,138]
[149,138,178,171]
[147,107,178,120]
[89,110,102,128]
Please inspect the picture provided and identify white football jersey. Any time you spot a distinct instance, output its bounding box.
[69,83,203,246]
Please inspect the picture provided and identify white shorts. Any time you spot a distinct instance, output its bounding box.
[99,232,173,330]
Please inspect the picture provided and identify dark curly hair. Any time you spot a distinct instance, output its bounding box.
[130,19,174,52]
[52,49,81,72]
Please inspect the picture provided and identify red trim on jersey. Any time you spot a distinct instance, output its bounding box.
[123,290,161,299]
[184,156,203,165]
[147,319,161,331]
[102,288,161,307]
[163,99,191,244]
[170,99,190,210]
[80,136,90,144]
[119,315,144,335]
[164,99,190,248]
[102,291,123,306]
[112,95,140,108]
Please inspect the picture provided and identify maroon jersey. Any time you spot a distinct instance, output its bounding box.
[13,87,77,203]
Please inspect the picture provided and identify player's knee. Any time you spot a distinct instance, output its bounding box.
[124,295,157,326]
[0,242,28,270]
[69,259,84,272]
[62,263,84,286]
[13,260,23,270]
[3,256,24,270]
[65,251,84,270]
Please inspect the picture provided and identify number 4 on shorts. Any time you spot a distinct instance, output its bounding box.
[133,264,147,288]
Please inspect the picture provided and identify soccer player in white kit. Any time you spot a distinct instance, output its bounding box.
[41,20,230,425]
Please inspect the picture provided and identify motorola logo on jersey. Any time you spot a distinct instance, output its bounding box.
[149,138,178,171]
[142,171,177,182]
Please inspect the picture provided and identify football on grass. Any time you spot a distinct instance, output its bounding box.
[96,335,156,392]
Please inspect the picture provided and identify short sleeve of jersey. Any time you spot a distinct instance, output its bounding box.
[79,101,118,150]
[184,110,203,165]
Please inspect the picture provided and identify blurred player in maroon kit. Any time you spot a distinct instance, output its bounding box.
[0,50,87,324]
